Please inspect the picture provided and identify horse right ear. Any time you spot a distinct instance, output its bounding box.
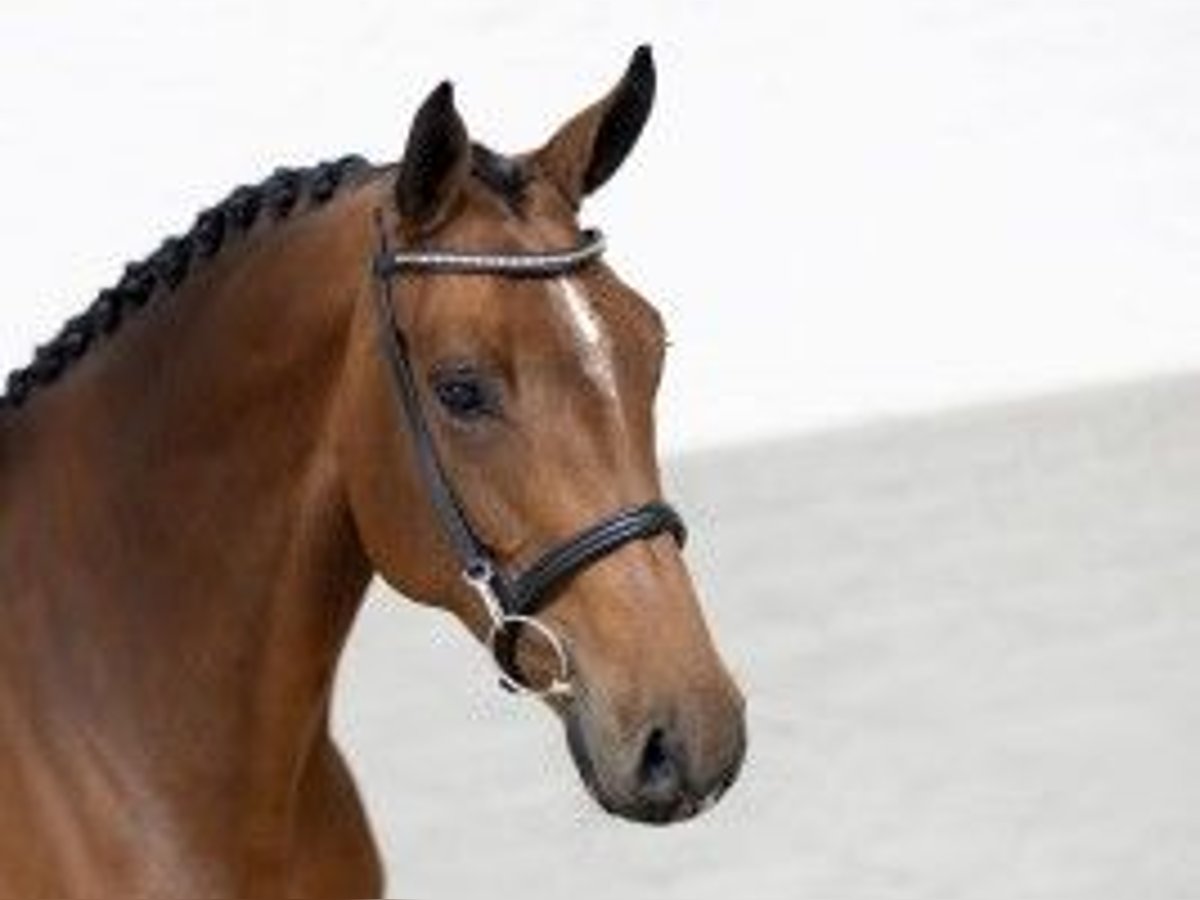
[533,45,656,209]
[395,81,471,232]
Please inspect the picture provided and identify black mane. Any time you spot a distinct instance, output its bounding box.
[1,154,373,410]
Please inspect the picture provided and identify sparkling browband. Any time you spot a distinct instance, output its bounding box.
[376,229,607,277]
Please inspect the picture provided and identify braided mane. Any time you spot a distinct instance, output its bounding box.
[1,155,374,410]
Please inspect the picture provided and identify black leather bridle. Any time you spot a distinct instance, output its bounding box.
[371,216,687,696]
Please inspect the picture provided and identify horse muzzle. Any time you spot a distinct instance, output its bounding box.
[565,683,747,825]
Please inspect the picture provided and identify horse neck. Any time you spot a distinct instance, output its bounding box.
[0,186,379,819]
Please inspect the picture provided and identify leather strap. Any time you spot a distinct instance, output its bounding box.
[510,502,686,615]
[377,228,607,279]
[373,247,516,612]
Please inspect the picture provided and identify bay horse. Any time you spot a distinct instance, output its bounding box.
[0,47,746,898]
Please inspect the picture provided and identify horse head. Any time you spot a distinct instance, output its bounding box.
[339,47,747,824]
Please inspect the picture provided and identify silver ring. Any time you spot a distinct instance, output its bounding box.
[487,614,573,699]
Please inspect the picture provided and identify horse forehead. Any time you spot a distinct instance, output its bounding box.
[429,271,623,394]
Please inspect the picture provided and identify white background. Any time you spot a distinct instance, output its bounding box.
[2,0,1199,453]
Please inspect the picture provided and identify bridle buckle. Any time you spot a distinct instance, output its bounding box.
[462,561,573,699]
[462,559,505,628]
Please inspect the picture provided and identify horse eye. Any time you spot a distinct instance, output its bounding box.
[431,369,494,420]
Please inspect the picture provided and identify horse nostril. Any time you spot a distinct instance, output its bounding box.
[637,727,682,804]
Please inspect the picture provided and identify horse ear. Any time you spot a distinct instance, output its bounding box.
[533,45,656,208]
[395,81,471,230]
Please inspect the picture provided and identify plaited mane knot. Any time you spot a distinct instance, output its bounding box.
[150,241,190,290]
[264,168,302,218]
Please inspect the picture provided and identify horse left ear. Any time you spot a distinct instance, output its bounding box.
[533,45,656,208]
[395,81,471,232]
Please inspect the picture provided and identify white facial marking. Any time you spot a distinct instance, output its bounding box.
[555,278,618,398]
